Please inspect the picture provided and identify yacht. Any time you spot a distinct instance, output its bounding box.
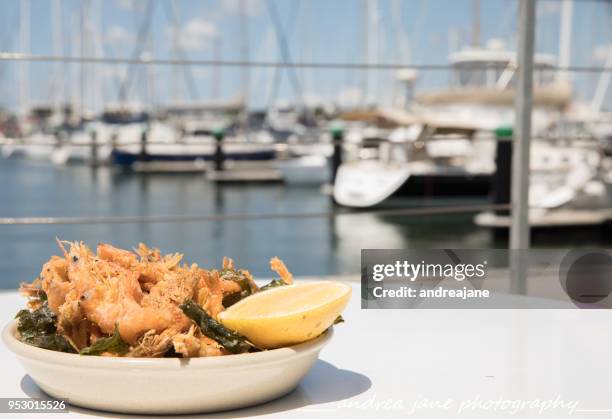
[475,140,611,228]
[110,125,276,168]
[110,103,277,169]
[334,40,571,208]
[2,106,68,160]
[48,109,157,165]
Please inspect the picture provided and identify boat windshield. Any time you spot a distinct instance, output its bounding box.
[453,61,508,88]
[450,53,555,89]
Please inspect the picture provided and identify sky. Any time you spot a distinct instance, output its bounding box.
[0,0,610,113]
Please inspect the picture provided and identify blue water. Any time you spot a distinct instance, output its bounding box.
[1,158,610,289]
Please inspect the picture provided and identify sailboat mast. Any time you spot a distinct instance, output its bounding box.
[472,0,480,47]
[591,47,612,112]
[369,0,379,105]
[51,0,64,115]
[19,0,30,117]
[361,0,368,107]
[558,0,573,81]
[92,0,104,114]
[79,0,85,118]
[169,0,181,104]
[240,0,249,106]
[212,38,221,100]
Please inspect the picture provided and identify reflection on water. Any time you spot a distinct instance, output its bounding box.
[1,159,612,288]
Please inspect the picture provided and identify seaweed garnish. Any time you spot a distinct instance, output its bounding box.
[180,299,259,354]
[259,278,286,291]
[80,324,130,356]
[15,303,76,353]
[220,269,256,307]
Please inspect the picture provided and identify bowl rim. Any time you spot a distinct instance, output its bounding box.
[2,320,333,370]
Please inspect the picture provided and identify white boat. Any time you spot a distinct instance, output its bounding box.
[50,121,173,165]
[1,139,20,159]
[2,131,57,160]
[265,104,306,142]
[334,40,571,208]
[49,122,111,165]
[274,155,331,185]
[334,159,411,207]
[414,43,569,133]
[2,104,74,161]
[272,138,333,185]
[111,130,277,168]
[475,141,610,228]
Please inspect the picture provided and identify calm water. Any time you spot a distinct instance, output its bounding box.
[1,158,611,289]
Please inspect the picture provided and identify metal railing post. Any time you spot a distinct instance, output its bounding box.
[510,0,536,295]
[139,129,148,161]
[90,130,98,166]
[213,128,225,172]
[331,126,344,185]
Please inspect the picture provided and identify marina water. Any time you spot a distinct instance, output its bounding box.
[1,158,611,289]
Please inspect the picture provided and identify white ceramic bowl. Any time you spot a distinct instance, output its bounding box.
[2,321,332,414]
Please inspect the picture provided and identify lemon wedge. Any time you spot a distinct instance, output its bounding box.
[218,281,351,349]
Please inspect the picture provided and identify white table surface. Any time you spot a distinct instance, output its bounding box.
[1,283,612,418]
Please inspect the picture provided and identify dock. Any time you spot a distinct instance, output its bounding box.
[206,168,283,183]
[206,160,283,183]
[474,208,612,229]
[131,160,208,173]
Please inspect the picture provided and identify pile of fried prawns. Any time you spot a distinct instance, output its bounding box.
[19,240,293,357]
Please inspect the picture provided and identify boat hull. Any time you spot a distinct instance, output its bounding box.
[274,155,331,185]
[395,174,490,197]
[333,161,411,207]
[333,160,491,208]
[111,147,276,167]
